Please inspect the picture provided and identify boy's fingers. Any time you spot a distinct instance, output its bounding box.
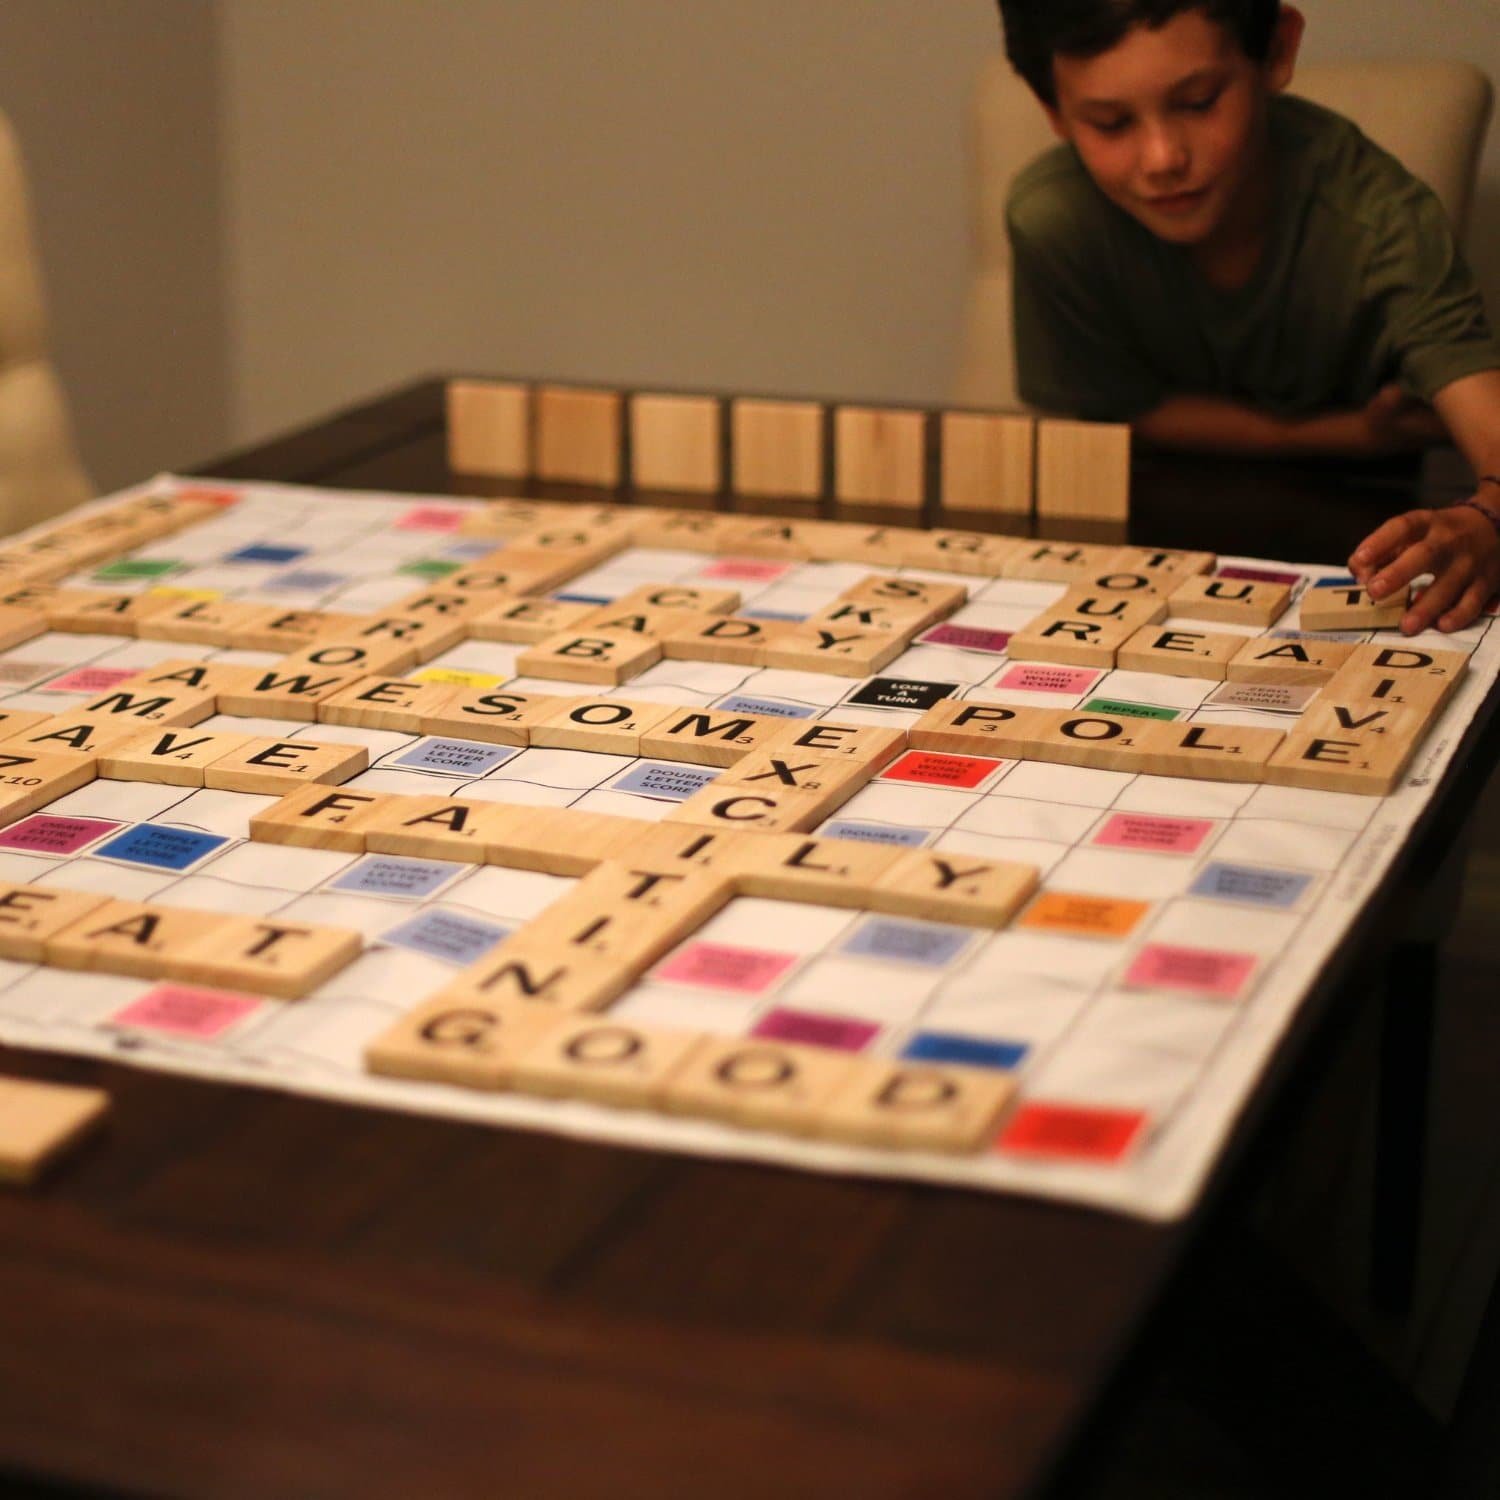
[1402,558,1472,635]
[1369,536,1446,600]
[1350,511,1426,580]
[1438,577,1494,634]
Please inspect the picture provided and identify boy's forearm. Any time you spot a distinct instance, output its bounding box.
[1431,370,1500,482]
[1134,395,1380,458]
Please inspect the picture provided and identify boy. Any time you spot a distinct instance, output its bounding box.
[998,0,1500,634]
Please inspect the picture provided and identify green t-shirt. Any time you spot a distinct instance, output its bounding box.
[1007,94,1500,421]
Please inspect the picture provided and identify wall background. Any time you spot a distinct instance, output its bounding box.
[0,0,1495,488]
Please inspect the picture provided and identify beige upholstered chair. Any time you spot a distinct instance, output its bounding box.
[952,58,1496,410]
[0,107,91,531]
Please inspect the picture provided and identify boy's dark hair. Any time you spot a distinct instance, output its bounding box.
[998,1,1282,107]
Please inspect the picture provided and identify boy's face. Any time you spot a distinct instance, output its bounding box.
[1043,7,1302,249]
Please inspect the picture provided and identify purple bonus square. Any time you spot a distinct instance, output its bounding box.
[0,815,123,856]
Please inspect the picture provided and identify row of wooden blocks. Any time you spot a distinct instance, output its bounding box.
[1007,578,1412,674]
[0,881,360,998]
[369,995,1018,1155]
[252,786,1038,928]
[912,640,1467,795]
[447,378,1132,522]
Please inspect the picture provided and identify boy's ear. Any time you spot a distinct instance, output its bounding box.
[1263,5,1306,93]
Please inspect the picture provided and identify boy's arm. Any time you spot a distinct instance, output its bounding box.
[1348,369,1500,634]
[1134,389,1447,459]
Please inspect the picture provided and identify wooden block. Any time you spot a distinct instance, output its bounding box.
[420,686,565,746]
[940,411,1034,515]
[1116,625,1247,680]
[1035,418,1131,522]
[248,785,397,853]
[664,1037,858,1136]
[172,915,361,1000]
[365,994,568,1089]
[908,698,1049,757]
[1130,720,1285,782]
[0,1077,110,1186]
[431,941,636,1016]
[0,884,111,962]
[135,598,267,646]
[446,379,531,477]
[521,862,732,969]
[890,529,1020,577]
[529,695,674,754]
[758,719,906,771]
[1168,575,1291,627]
[323,613,469,668]
[729,833,903,907]
[1016,708,1170,772]
[667,783,832,835]
[579,602,712,640]
[819,1059,1016,1152]
[484,808,642,876]
[74,685,218,729]
[118,660,244,696]
[0,747,99,822]
[457,499,575,539]
[317,676,457,732]
[731,398,824,499]
[1264,698,1428,796]
[1007,590,1165,669]
[1298,584,1409,632]
[713,752,868,824]
[0,709,52,742]
[1001,541,1117,583]
[44,899,233,979]
[363,795,519,864]
[446,555,583,598]
[391,588,507,624]
[659,615,796,666]
[468,597,597,644]
[97,727,256,787]
[630,394,722,494]
[868,849,1038,928]
[1227,636,1358,686]
[534,385,623,487]
[0,604,45,651]
[834,406,926,508]
[277,637,419,681]
[2,717,134,760]
[607,582,740,616]
[839,575,968,630]
[214,664,365,720]
[803,596,937,637]
[1320,643,1468,716]
[758,626,906,677]
[621,822,757,878]
[223,606,342,653]
[202,737,368,795]
[637,707,787,767]
[626,509,751,553]
[509,1019,703,1109]
[44,590,176,636]
[1102,546,1215,586]
[515,629,662,687]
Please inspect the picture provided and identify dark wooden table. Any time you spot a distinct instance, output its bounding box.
[0,379,1490,1500]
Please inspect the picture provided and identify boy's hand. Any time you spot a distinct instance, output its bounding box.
[1349,501,1500,634]
[1360,384,1449,455]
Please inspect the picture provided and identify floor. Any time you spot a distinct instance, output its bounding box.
[1066,763,1500,1498]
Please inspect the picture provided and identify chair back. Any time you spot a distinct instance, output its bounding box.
[952,57,1496,411]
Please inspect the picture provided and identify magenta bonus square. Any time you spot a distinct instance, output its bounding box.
[0,815,123,855]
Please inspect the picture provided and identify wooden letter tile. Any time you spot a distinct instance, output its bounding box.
[1298,585,1409,632]
[939,411,1034,516]
[365,995,568,1089]
[638,708,785,767]
[1116,625,1247,680]
[515,629,662,687]
[468,597,599,644]
[630,394,722,494]
[1167,575,1291,627]
[249,785,397,853]
[659,615,794,667]
[446,379,532,478]
[364,795,521,864]
[0,1077,110,1185]
[174,916,362,999]
[317,676,458,733]
[1227,637,1357,686]
[1321,643,1468,716]
[530,696,674,755]
[820,1059,1017,1152]
[1035,419,1131,523]
[421,686,566,746]
[0,884,111,962]
[203,738,369,795]
[730,833,903,907]
[1264,698,1428,796]
[759,626,906,677]
[215,664,364,720]
[868,850,1038,928]
[1131,720,1285,782]
[45,899,233,979]
[433,941,636,1015]
[97,728,255,787]
[908,698,1050,758]
[834,406,926,509]
[664,1037,858,1137]
[534,385,623,488]
[509,1019,703,1109]
[731,398,824,500]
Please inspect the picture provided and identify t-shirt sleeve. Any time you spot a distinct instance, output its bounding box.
[1365,182,1500,401]
[1008,199,1166,421]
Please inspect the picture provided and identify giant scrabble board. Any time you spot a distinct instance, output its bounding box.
[0,474,1490,1220]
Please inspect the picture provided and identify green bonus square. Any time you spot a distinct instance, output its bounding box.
[1083,697,1179,721]
[93,557,184,580]
[399,558,461,579]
